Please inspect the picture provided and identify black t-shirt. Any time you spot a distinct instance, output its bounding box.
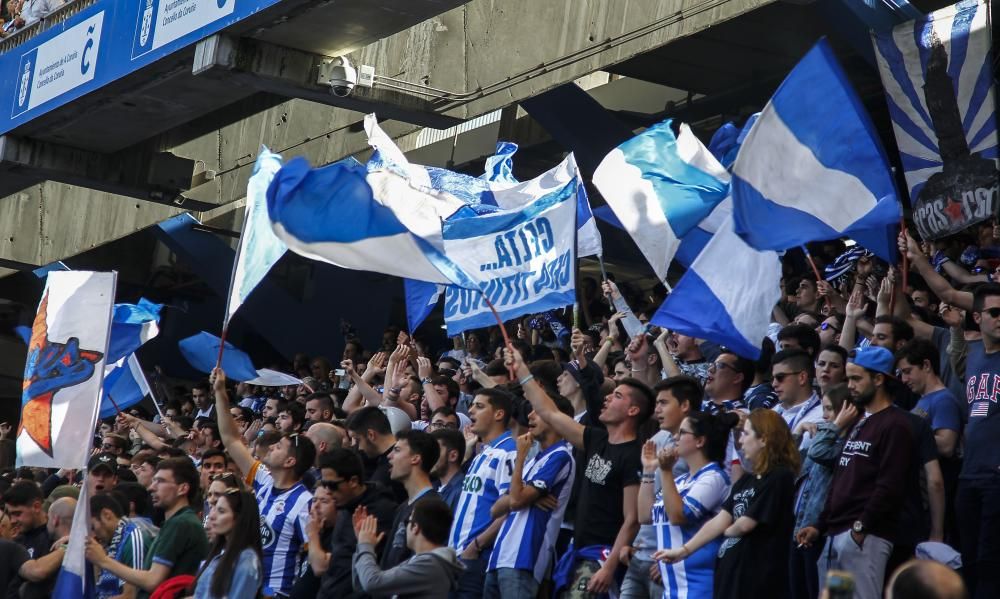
[365,449,407,504]
[14,525,53,599]
[574,427,641,548]
[0,539,28,599]
[714,466,796,599]
[896,412,938,547]
[289,526,332,599]
[381,488,440,570]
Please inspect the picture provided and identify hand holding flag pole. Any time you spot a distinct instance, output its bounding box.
[801,246,831,312]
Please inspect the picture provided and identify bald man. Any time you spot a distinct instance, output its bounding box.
[305,422,345,458]
[886,559,967,599]
[17,497,76,597]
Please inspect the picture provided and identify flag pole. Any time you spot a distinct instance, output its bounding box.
[801,245,830,312]
[480,292,516,379]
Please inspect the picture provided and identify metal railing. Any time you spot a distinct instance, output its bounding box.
[0,0,96,54]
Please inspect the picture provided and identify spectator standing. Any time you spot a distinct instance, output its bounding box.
[193,489,263,599]
[638,411,737,598]
[430,428,466,514]
[90,493,156,599]
[381,429,441,569]
[508,345,647,597]
[447,388,517,598]
[485,398,576,599]
[771,349,824,451]
[85,458,209,599]
[654,409,799,599]
[800,346,916,599]
[213,368,315,598]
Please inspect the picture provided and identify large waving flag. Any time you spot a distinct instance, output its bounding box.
[225,148,287,328]
[652,217,781,359]
[266,154,475,287]
[732,39,901,262]
[52,477,95,599]
[593,120,730,283]
[100,354,154,419]
[107,298,161,363]
[18,271,115,469]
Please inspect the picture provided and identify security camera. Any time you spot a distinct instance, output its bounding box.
[323,56,357,97]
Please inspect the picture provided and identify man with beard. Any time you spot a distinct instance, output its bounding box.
[798,346,915,599]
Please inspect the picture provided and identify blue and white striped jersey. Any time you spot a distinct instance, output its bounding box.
[488,441,575,581]
[653,462,730,599]
[449,431,516,552]
[248,462,312,595]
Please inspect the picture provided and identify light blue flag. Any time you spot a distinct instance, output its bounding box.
[483,142,519,185]
[732,39,901,262]
[52,479,96,599]
[107,298,162,364]
[225,147,287,327]
[100,354,153,419]
[179,331,258,381]
[593,120,730,282]
[267,154,477,288]
[652,216,781,359]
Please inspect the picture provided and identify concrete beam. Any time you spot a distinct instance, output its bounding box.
[192,34,462,129]
[0,136,212,211]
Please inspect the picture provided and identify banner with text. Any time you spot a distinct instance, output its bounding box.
[441,182,578,336]
[873,0,1000,239]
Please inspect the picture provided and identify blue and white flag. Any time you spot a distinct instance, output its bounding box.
[100,354,153,419]
[225,147,287,327]
[179,331,258,381]
[651,216,781,360]
[266,153,475,287]
[107,298,161,364]
[483,142,520,185]
[732,39,901,263]
[873,0,1000,240]
[440,179,579,336]
[52,475,95,599]
[593,120,730,283]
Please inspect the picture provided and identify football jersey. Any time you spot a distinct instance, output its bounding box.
[248,462,312,595]
[488,441,575,581]
[653,462,730,599]
[449,431,516,552]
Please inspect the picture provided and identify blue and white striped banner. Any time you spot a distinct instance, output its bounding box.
[873,0,1000,239]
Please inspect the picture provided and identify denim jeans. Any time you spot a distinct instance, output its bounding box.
[483,568,539,599]
[956,481,1000,599]
[451,552,489,599]
[618,556,663,599]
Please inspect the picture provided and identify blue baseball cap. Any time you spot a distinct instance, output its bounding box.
[849,346,895,377]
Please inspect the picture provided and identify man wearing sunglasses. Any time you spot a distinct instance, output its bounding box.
[213,367,316,598]
[703,351,754,415]
[771,349,824,451]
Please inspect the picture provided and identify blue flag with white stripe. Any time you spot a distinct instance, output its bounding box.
[100,354,153,419]
[107,298,161,364]
[404,279,444,333]
[732,39,901,263]
[652,216,781,359]
[593,120,730,282]
[266,154,476,288]
[872,0,1000,240]
[52,478,95,599]
[179,331,258,381]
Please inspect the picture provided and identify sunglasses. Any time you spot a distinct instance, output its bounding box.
[819,322,839,332]
[708,361,736,373]
[981,307,1000,319]
[772,371,804,383]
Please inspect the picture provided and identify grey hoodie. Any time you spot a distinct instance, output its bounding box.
[352,543,465,599]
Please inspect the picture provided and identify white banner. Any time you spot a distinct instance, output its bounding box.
[18,271,115,469]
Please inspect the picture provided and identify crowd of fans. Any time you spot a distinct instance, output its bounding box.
[3,224,1000,598]
[1,0,67,34]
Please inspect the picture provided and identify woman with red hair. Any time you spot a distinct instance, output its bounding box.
[653,409,800,598]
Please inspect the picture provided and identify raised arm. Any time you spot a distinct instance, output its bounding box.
[417,357,447,414]
[901,232,973,311]
[211,367,254,476]
[653,328,682,378]
[592,312,624,370]
[506,346,585,449]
